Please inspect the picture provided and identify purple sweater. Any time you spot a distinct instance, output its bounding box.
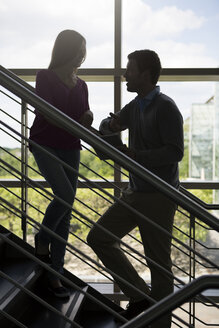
[29,69,89,149]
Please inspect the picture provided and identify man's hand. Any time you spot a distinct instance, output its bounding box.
[109,112,122,132]
[79,110,93,128]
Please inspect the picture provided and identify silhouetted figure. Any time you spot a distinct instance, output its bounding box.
[30,29,93,298]
[87,49,183,327]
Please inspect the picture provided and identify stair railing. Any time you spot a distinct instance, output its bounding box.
[1,144,218,328]
[180,185,219,210]
[1,69,218,231]
[0,65,218,326]
[0,70,218,276]
[1,145,193,327]
[0,163,210,328]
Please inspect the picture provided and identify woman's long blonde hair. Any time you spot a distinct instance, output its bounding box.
[48,30,86,70]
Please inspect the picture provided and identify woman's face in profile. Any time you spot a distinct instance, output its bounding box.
[79,40,86,61]
[73,40,86,68]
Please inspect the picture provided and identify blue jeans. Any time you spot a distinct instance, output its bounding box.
[32,145,80,278]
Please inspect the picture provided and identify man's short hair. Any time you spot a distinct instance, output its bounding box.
[128,49,162,84]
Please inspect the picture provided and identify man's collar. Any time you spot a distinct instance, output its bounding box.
[135,86,160,110]
[141,86,160,100]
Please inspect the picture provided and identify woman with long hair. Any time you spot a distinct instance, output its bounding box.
[29,30,93,298]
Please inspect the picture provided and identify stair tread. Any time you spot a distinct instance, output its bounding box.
[0,225,123,328]
[80,311,121,328]
[0,258,41,306]
[23,287,82,328]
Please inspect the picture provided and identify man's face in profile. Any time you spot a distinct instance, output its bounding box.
[124,59,145,93]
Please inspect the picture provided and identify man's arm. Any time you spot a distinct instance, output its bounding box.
[134,102,184,166]
[135,144,183,167]
[108,113,123,132]
[99,112,127,135]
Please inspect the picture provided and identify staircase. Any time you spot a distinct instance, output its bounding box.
[0,225,125,328]
[0,65,219,328]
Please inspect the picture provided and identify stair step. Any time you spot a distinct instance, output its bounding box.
[0,232,11,259]
[22,285,87,328]
[0,258,43,328]
[66,286,88,324]
[21,282,124,328]
[0,258,41,305]
[0,225,124,327]
[75,285,124,327]
[80,311,121,328]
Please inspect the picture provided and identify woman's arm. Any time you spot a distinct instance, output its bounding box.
[79,110,93,128]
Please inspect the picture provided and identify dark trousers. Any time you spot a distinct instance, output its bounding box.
[87,188,176,328]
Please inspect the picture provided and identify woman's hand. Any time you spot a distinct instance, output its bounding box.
[79,110,93,128]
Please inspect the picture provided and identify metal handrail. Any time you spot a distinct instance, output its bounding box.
[0,68,218,232]
[121,275,219,328]
[1,65,219,327]
[180,185,219,210]
[0,65,35,92]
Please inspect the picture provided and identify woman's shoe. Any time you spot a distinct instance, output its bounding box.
[34,233,51,264]
[48,285,70,298]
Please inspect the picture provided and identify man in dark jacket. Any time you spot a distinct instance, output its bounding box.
[87,49,184,328]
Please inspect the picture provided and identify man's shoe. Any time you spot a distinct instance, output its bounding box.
[120,298,151,320]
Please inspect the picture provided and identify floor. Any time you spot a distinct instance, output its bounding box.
[172,303,219,328]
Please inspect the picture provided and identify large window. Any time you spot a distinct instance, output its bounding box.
[86,82,114,129]
[122,0,219,68]
[1,0,219,184]
[0,0,114,68]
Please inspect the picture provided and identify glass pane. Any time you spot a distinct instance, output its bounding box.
[81,82,114,180]
[122,0,219,68]
[87,82,113,129]
[0,87,22,148]
[122,80,219,182]
[0,0,114,68]
[1,81,113,148]
[159,81,217,182]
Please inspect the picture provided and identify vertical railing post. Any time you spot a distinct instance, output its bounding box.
[113,0,122,303]
[114,0,122,200]
[189,214,196,327]
[21,100,28,241]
